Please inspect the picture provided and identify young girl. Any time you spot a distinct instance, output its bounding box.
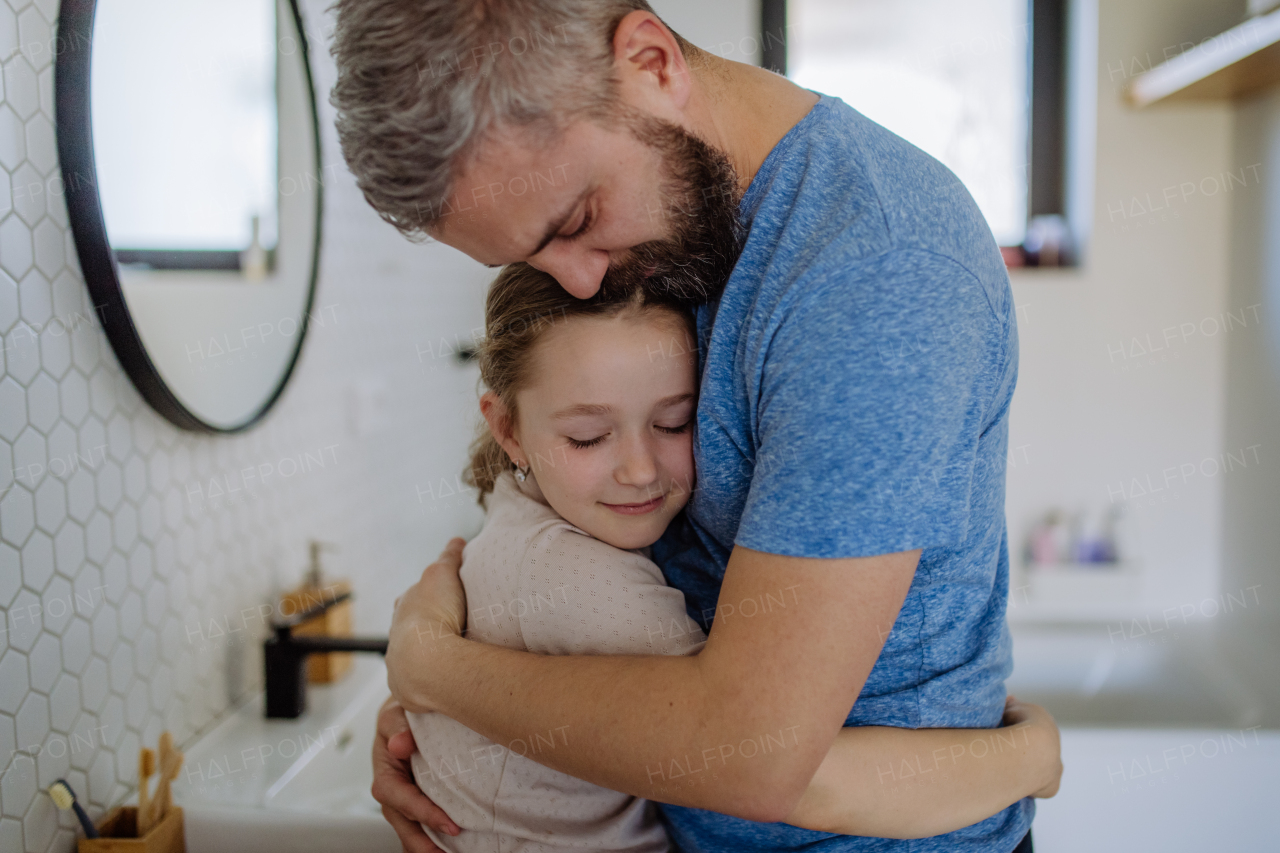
[405,263,1059,852]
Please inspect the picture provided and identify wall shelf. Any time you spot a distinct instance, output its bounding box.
[1009,562,1144,624]
[1126,10,1280,107]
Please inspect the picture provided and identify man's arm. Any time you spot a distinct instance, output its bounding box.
[372,689,1062,850]
[387,541,918,822]
[787,697,1062,838]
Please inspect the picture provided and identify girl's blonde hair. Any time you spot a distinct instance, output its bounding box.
[466,263,694,505]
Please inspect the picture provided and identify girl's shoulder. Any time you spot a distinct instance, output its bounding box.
[510,513,705,658]
[477,471,583,544]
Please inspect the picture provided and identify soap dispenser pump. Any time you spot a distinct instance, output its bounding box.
[306,539,330,588]
[280,540,353,684]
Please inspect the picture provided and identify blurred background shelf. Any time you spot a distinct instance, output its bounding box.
[1009,562,1143,624]
[1126,9,1280,106]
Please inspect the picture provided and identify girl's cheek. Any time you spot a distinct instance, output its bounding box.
[557,449,607,497]
[665,437,696,487]
[530,439,573,489]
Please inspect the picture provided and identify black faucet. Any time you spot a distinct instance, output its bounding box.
[263,590,388,718]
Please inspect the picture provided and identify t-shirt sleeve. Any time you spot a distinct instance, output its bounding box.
[736,249,1003,559]
[516,525,707,656]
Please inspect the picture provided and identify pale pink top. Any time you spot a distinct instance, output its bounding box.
[407,472,706,853]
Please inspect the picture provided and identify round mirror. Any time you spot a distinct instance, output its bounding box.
[56,0,322,432]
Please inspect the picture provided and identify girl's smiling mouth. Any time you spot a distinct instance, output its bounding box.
[601,496,664,515]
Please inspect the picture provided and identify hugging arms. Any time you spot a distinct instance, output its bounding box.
[378,540,1060,848]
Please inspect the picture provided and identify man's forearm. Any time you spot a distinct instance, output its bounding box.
[401,631,820,821]
[787,722,1050,838]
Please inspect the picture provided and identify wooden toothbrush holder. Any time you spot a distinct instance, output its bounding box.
[78,806,184,853]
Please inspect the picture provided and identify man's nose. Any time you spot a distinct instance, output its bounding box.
[535,247,609,299]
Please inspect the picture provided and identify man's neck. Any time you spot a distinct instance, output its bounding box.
[684,54,821,193]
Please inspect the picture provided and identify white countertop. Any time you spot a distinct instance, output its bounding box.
[1034,727,1280,851]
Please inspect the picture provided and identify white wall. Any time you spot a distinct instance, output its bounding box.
[0,2,493,849]
[651,0,762,65]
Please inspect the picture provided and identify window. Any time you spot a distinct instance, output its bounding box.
[92,0,279,270]
[765,0,1069,261]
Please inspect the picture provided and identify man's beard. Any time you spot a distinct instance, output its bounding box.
[593,115,745,308]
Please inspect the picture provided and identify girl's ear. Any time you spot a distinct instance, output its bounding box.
[480,392,526,466]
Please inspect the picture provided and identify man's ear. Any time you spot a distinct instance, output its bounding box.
[480,392,525,465]
[611,10,693,117]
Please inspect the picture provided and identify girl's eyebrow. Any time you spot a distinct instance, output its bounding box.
[655,393,696,408]
[551,394,694,421]
[552,403,612,420]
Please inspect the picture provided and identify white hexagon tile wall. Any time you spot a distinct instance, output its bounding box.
[0,1,490,850]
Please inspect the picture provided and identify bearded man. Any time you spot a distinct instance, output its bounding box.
[330,3,1053,852]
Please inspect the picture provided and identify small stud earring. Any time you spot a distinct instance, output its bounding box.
[513,461,529,483]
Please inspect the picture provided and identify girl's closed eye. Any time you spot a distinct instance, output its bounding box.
[567,418,689,448]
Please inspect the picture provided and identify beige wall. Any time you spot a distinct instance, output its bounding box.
[1220,86,1280,725]
[1006,0,1252,614]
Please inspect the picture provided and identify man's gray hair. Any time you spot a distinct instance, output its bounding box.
[330,0,691,240]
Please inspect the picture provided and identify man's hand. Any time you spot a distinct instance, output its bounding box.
[371,697,461,853]
[1001,695,1063,799]
[387,539,469,713]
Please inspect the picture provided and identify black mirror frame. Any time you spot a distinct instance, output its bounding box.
[54,0,323,433]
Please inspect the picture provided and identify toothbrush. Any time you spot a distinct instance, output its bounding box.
[47,779,98,839]
[151,732,183,825]
[137,747,155,834]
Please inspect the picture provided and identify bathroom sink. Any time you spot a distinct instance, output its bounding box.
[173,656,400,853]
[1008,623,1261,727]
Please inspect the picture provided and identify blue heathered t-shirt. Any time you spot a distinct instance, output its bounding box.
[650,94,1032,852]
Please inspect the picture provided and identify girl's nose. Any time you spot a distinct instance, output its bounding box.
[615,437,659,490]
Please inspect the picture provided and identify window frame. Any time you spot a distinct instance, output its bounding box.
[759,0,1071,267]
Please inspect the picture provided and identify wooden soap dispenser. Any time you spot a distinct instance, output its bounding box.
[279,540,353,683]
